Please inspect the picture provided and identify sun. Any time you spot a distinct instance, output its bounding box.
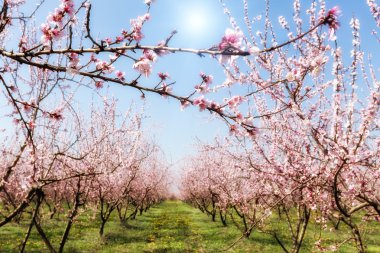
[186,11,207,31]
[181,6,213,37]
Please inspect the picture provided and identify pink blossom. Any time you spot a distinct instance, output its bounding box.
[209,101,222,113]
[115,71,125,81]
[323,6,341,39]
[155,40,170,56]
[23,102,32,112]
[28,121,35,130]
[160,83,172,98]
[367,0,380,27]
[227,96,244,109]
[229,124,238,135]
[218,28,243,51]
[133,59,152,77]
[95,81,104,89]
[193,96,209,111]
[41,23,63,43]
[7,0,25,7]
[13,118,20,125]
[158,72,170,80]
[104,37,113,46]
[200,72,213,85]
[115,36,124,43]
[68,53,79,69]
[60,0,75,16]
[90,54,98,62]
[194,84,208,94]
[143,49,157,62]
[218,29,244,63]
[48,9,65,24]
[130,14,150,42]
[96,61,115,74]
[180,100,190,111]
[49,110,63,121]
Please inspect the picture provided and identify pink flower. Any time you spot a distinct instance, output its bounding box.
[7,0,25,7]
[209,101,222,113]
[49,110,63,121]
[28,121,36,130]
[193,96,209,111]
[143,49,157,62]
[155,40,170,56]
[23,102,32,112]
[218,28,243,51]
[41,23,63,43]
[104,37,112,46]
[180,100,190,111]
[48,9,65,23]
[60,0,75,16]
[227,96,244,109]
[160,83,172,98]
[68,53,79,69]
[90,54,98,62]
[218,29,244,63]
[133,59,152,77]
[130,14,150,42]
[194,84,208,94]
[95,81,104,89]
[13,118,20,125]
[96,60,115,74]
[158,72,170,80]
[200,72,213,85]
[115,36,124,43]
[229,124,238,135]
[323,6,341,39]
[115,71,125,81]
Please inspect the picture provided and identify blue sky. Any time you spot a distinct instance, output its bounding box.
[88,0,234,166]
[1,0,379,178]
[85,0,379,166]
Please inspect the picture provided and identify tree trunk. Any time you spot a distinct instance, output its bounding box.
[219,210,227,226]
[20,193,43,253]
[58,179,81,253]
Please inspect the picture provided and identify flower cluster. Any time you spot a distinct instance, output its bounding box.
[133,50,157,77]
[367,0,380,27]
[115,71,125,81]
[193,96,209,111]
[218,28,244,63]
[130,14,150,42]
[160,83,172,98]
[158,72,170,80]
[195,72,213,94]
[96,60,115,74]
[322,6,341,40]
[68,53,79,69]
[227,96,244,109]
[218,28,243,51]
[41,0,75,44]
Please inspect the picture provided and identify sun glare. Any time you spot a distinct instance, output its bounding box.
[188,12,206,30]
[181,6,213,37]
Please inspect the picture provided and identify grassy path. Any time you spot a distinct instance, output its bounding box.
[1,200,380,252]
[100,200,261,252]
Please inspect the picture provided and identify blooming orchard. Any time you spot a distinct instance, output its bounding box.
[0,0,379,252]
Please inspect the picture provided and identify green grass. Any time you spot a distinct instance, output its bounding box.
[0,201,379,252]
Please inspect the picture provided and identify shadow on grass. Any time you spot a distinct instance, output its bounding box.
[104,231,148,244]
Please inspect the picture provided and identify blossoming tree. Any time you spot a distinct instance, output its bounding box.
[0,0,379,252]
